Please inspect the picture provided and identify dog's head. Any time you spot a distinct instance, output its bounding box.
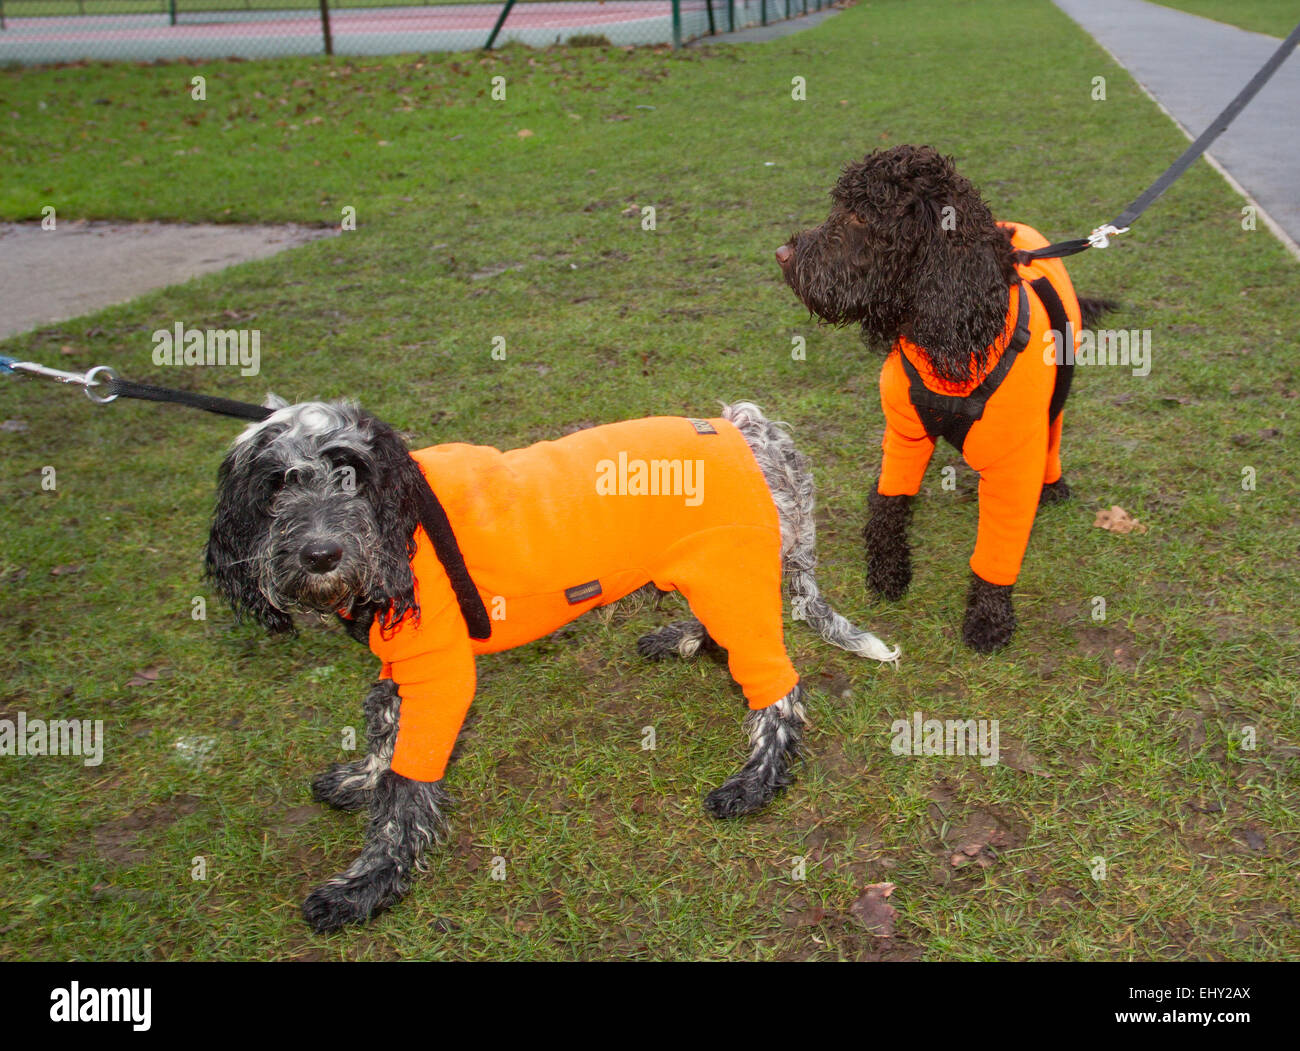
[776,144,1019,386]
[204,398,425,634]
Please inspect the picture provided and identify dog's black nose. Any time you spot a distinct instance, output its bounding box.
[300,541,343,573]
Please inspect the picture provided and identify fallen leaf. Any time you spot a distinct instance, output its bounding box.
[126,666,163,687]
[516,128,534,138]
[50,564,83,576]
[1093,505,1148,535]
[848,882,897,936]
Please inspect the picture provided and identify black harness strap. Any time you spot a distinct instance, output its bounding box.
[901,283,1030,451]
[1029,276,1076,423]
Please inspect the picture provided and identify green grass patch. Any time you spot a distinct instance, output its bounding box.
[1152,0,1297,37]
[0,0,1296,960]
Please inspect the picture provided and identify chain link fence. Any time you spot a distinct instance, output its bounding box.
[0,0,834,63]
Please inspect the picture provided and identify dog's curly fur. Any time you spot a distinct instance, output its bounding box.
[205,398,896,932]
[779,144,1020,388]
[779,145,1114,651]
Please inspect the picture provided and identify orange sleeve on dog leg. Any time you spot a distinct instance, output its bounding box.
[379,590,483,780]
[969,444,1048,587]
[878,352,936,497]
[386,626,477,783]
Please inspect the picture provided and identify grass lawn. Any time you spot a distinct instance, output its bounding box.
[0,0,1296,961]
[1153,0,1297,37]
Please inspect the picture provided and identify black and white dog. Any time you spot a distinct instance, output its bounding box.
[205,398,897,931]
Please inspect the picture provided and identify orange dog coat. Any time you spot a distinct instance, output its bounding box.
[876,222,1082,586]
[369,416,800,782]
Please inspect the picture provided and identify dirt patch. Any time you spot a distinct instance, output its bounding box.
[0,220,338,340]
[83,793,204,868]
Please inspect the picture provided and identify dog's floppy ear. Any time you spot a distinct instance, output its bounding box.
[363,415,422,626]
[364,414,491,641]
[204,440,294,635]
[909,218,1016,387]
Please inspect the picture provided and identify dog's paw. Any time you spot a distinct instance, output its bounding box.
[962,575,1016,653]
[704,772,781,819]
[302,864,402,934]
[1039,478,1071,506]
[311,761,377,812]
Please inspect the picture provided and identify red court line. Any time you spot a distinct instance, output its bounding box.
[2,3,685,43]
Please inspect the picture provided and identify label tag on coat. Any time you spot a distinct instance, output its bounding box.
[688,418,717,435]
[565,580,603,604]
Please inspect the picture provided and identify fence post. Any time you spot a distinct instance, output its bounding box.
[706,0,715,36]
[0,0,6,32]
[727,0,734,31]
[761,0,767,26]
[169,0,177,26]
[671,0,682,48]
[319,0,332,55]
[485,0,517,49]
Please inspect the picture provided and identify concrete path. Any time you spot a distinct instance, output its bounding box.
[0,222,336,341]
[1053,0,1299,254]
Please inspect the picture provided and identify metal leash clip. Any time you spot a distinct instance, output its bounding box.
[0,356,119,404]
[1087,224,1130,249]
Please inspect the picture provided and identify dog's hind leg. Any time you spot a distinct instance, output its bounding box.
[311,679,400,812]
[637,619,717,660]
[704,685,806,818]
[302,769,450,933]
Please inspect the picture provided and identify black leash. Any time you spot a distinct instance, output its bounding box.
[105,374,273,421]
[1022,18,1300,262]
[0,357,273,420]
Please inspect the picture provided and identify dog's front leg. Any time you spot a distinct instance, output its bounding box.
[302,769,450,933]
[705,685,806,819]
[311,679,400,812]
[864,488,914,600]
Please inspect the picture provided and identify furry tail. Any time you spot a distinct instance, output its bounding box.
[723,401,900,664]
[1078,296,1120,328]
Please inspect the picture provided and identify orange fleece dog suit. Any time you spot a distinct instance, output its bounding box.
[367,415,800,783]
[876,222,1082,586]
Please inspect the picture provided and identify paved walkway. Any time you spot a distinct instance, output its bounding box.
[1053,0,1299,254]
[0,222,335,341]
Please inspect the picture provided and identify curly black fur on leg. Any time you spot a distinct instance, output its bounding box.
[311,679,401,812]
[637,619,717,661]
[302,769,449,934]
[962,574,1016,653]
[1038,478,1072,506]
[864,489,914,600]
[704,686,806,819]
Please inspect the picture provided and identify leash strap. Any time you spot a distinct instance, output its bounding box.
[1022,18,1300,262]
[105,375,273,421]
[2,355,272,421]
